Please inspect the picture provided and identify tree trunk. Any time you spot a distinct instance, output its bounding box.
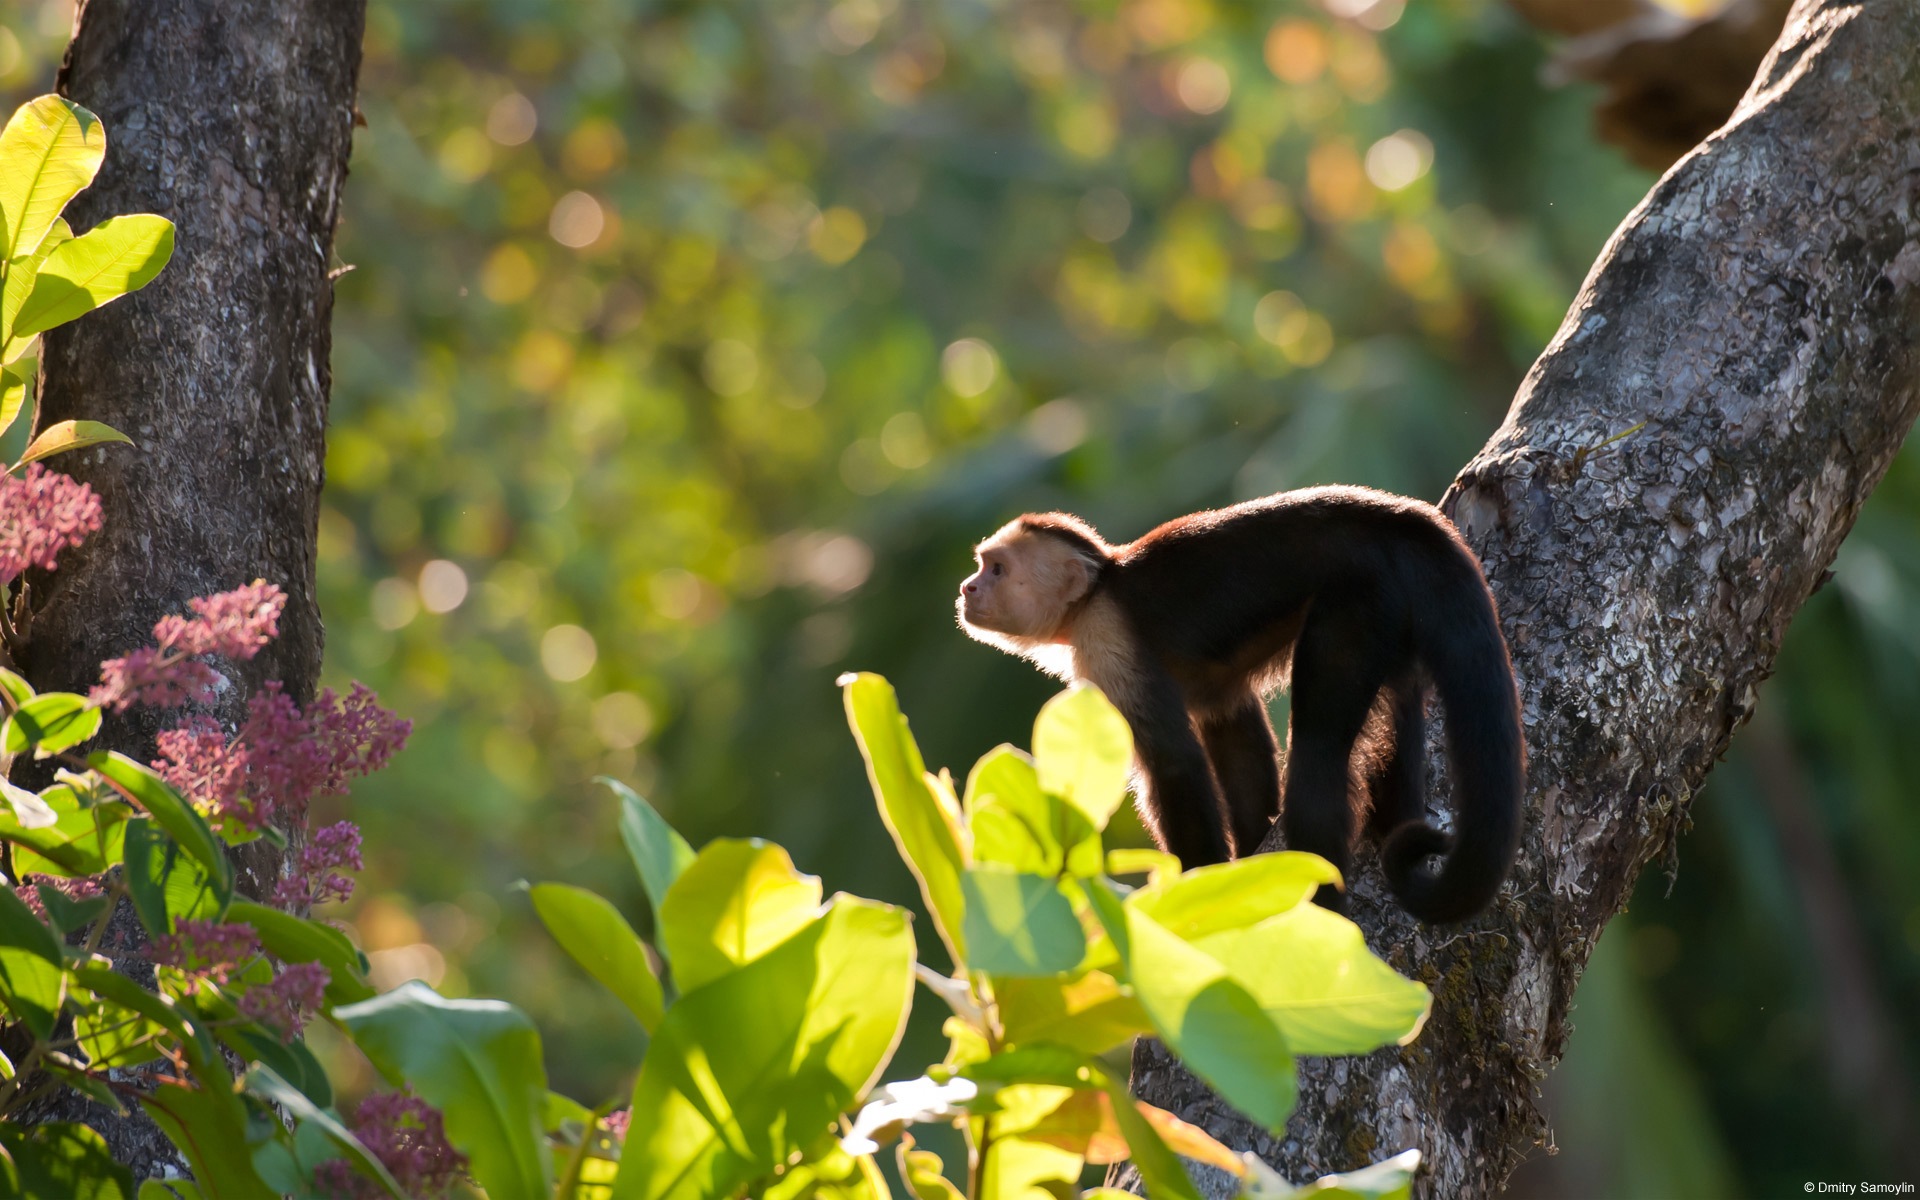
[1125,1,1920,1195]
[14,0,365,1176]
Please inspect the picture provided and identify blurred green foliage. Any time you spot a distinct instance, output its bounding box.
[1,0,1915,1194]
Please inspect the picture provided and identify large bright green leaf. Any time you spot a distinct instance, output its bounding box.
[227,899,374,1006]
[1129,852,1341,941]
[658,838,823,993]
[1108,886,1298,1134]
[1,214,70,347]
[0,96,103,262]
[0,884,62,1038]
[0,786,129,878]
[16,418,135,469]
[1031,685,1132,829]
[336,981,553,1200]
[91,751,233,902]
[960,867,1086,977]
[0,1122,134,1200]
[616,896,914,1200]
[1191,904,1431,1056]
[841,672,969,966]
[0,365,24,441]
[10,214,173,338]
[531,881,664,1031]
[143,1082,276,1200]
[978,1134,1085,1200]
[604,776,695,923]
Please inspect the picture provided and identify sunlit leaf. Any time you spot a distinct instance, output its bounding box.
[1032,684,1132,829]
[896,1142,965,1200]
[0,366,24,442]
[1129,852,1341,941]
[965,745,1101,878]
[531,881,665,1031]
[122,818,223,935]
[604,776,695,924]
[91,751,232,904]
[959,866,1085,977]
[16,418,135,469]
[0,1122,134,1200]
[227,899,375,1006]
[995,969,1151,1056]
[0,883,63,1037]
[11,214,174,338]
[0,786,128,878]
[0,96,103,261]
[2,691,101,755]
[658,837,823,992]
[143,1081,276,1199]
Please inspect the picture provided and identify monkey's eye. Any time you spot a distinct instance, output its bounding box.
[990,562,1004,577]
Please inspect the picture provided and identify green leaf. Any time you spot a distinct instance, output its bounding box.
[16,418,135,469]
[978,1134,1084,1200]
[657,838,823,993]
[91,751,233,902]
[2,692,101,755]
[10,214,174,338]
[0,96,104,261]
[0,366,24,441]
[35,883,108,936]
[841,672,969,966]
[1122,898,1298,1133]
[964,746,1101,878]
[1,787,129,878]
[1,776,58,828]
[616,896,914,1200]
[0,1122,135,1200]
[1101,1083,1209,1200]
[143,1082,276,1200]
[221,1024,332,1109]
[531,881,665,1032]
[604,776,695,923]
[995,970,1152,1056]
[226,899,376,1006]
[1032,685,1132,829]
[122,818,223,935]
[1129,852,1341,941]
[0,882,63,1038]
[139,1181,206,1200]
[959,867,1085,977]
[1258,1149,1422,1200]
[897,1143,965,1200]
[336,981,553,1200]
[1190,904,1431,1056]
[72,964,213,1076]
[245,1065,408,1200]
[1,215,71,351]
[0,665,34,707]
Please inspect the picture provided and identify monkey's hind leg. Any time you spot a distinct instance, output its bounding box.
[1360,676,1429,844]
[1198,695,1282,858]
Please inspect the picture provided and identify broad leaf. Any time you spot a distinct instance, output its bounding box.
[0,1122,134,1200]
[11,214,174,337]
[2,691,101,755]
[604,776,694,923]
[2,788,130,878]
[841,672,969,966]
[0,365,24,441]
[123,819,223,935]
[978,1135,1084,1200]
[1191,904,1431,1056]
[336,981,553,1200]
[965,746,1101,878]
[1250,1149,1422,1200]
[995,970,1151,1056]
[1,215,71,349]
[1129,852,1341,941]
[0,95,103,261]
[531,881,664,1032]
[92,751,233,902]
[245,1065,407,1200]
[658,838,823,993]
[0,883,63,1037]
[959,867,1085,977]
[616,896,914,1200]
[0,665,34,707]
[143,1082,276,1200]
[16,418,135,469]
[1032,685,1132,829]
[227,899,375,1006]
[896,1143,965,1200]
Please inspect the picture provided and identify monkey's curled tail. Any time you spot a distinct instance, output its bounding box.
[1380,553,1524,923]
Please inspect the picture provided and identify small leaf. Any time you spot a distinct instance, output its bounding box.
[530,882,665,1032]
[1032,685,1132,829]
[896,1142,966,1200]
[657,838,823,992]
[1,776,58,828]
[995,970,1151,1056]
[245,1065,407,1200]
[336,981,554,1200]
[0,96,105,261]
[35,884,107,936]
[227,899,375,1006]
[1,215,71,347]
[959,867,1085,977]
[2,692,101,755]
[1129,852,1341,941]
[1,787,129,878]
[603,776,694,923]
[0,665,35,707]
[11,213,174,337]
[0,366,24,441]
[0,884,63,1037]
[0,1122,135,1200]
[16,418,134,469]
[91,751,233,904]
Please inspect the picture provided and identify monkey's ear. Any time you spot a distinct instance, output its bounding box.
[1058,553,1095,604]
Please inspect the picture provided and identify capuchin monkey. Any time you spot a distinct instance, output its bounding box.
[956,485,1523,924]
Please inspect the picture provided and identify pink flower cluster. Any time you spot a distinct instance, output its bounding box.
[0,463,102,585]
[92,580,287,710]
[13,872,105,920]
[153,682,410,832]
[273,821,364,910]
[316,1090,467,1199]
[150,919,262,984]
[236,960,330,1037]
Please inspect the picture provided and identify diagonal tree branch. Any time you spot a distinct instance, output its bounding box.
[1126,1,1920,1194]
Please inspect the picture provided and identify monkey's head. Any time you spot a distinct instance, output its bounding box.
[957,514,1110,651]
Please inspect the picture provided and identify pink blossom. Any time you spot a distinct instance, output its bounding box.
[91,581,287,711]
[150,919,261,983]
[14,873,106,920]
[602,1108,630,1144]
[236,960,329,1037]
[273,821,364,910]
[154,717,249,826]
[316,1090,467,1199]
[0,463,102,585]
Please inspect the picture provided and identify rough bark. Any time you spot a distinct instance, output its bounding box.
[10,0,365,1176]
[1125,2,1920,1196]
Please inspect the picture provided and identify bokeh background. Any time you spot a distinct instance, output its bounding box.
[3,0,1916,1194]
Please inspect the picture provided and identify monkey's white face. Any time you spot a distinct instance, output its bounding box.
[957,524,1092,645]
